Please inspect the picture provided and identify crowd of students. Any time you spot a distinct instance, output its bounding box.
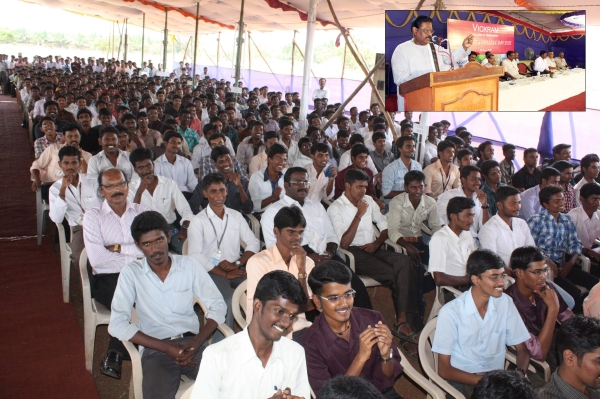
[8,53,600,399]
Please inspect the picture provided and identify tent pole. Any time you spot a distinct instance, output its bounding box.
[321,56,385,132]
[163,7,169,72]
[325,0,395,139]
[234,0,246,86]
[111,21,115,59]
[217,31,221,80]
[341,41,347,103]
[299,0,320,130]
[192,2,200,86]
[248,31,251,87]
[124,19,128,62]
[141,13,145,66]
[291,30,297,93]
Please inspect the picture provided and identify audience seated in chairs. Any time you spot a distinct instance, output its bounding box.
[248,143,288,213]
[87,126,135,182]
[519,167,561,222]
[568,182,600,264]
[108,211,227,399]
[194,270,311,398]
[153,130,197,199]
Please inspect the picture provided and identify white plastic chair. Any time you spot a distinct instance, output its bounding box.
[427,281,463,323]
[576,255,591,295]
[399,347,447,399]
[36,183,52,245]
[337,225,405,296]
[79,248,112,373]
[181,239,189,255]
[418,318,466,399]
[55,220,73,303]
[243,213,261,240]
[122,297,235,399]
[232,280,248,329]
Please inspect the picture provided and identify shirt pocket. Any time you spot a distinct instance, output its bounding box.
[484,332,503,358]
[170,285,194,315]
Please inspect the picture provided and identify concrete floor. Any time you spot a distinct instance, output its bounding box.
[62,238,435,399]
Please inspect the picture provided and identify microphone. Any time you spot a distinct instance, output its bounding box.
[431,35,446,44]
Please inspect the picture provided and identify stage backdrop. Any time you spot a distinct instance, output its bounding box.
[447,19,514,55]
[385,10,586,96]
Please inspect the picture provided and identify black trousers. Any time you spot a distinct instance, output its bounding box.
[89,271,127,355]
[554,265,599,313]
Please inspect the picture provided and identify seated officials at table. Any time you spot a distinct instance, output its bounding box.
[108,211,227,399]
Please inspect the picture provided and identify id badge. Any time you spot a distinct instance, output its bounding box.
[210,251,222,266]
[76,214,84,225]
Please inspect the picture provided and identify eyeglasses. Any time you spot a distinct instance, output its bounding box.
[527,268,550,277]
[290,180,310,186]
[101,181,127,190]
[418,28,435,35]
[480,273,507,282]
[318,290,356,305]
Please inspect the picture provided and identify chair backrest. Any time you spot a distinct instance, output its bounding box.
[182,239,188,255]
[180,384,194,399]
[419,317,439,375]
[517,63,527,74]
[79,248,93,313]
[232,280,248,329]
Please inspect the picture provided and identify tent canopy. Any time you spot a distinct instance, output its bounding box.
[21,0,599,36]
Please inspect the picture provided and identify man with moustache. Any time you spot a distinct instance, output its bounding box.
[49,145,102,269]
[87,126,135,182]
[128,148,194,254]
[302,261,402,397]
[83,168,151,379]
[31,123,92,190]
[391,15,473,111]
[194,270,310,398]
[108,211,227,398]
[77,108,101,154]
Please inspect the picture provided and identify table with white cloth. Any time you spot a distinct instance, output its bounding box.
[498,68,585,111]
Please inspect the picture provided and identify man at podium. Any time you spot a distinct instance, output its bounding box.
[390,15,474,111]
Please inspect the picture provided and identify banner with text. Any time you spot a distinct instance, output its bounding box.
[447,18,515,55]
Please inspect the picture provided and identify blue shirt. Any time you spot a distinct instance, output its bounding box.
[108,255,227,352]
[381,158,422,196]
[431,288,530,373]
[178,126,200,151]
[527,208,582,264]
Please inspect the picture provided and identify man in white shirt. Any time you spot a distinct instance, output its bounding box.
[554,51,569,70]
[533,51,552,74]
[49,146,101,270]
[546,51,559,71]
[391,15,473,111]
[519,167,561,222]
[194,270,310,399]
[154,131,198,198]
[432,250,531,396]
[248,144,288,213]
[83,168,151,379]
[278,118,300,167]
[337,134,378,173]
[87,126,135,182]
[573,154,600,207]
[423,140,460,200]
[307,142,337,202]
[422,126,440,167]
[249,131,279,177]
[568,182,600,263]
[108,211,227,399]
[501,51,526,79]
[429,197,478,290]
[328,169,421,342]
[437,165,490,240]
[261,167,372,309]
[188,173,260,337]
[128,148,194,254]
[312,78,330,102]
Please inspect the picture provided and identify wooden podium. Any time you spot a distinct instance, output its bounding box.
[399,63,504,111]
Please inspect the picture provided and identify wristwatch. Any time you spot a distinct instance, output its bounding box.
[113,244,120,253]
[297,273,308,279]
[380,349,393,363]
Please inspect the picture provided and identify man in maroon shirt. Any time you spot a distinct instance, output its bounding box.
[302,261,403,398]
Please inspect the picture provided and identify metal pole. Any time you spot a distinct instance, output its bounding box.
[192,2,200,87]
[217,31,221,80]
[291,30,297,93]
[112,21,115,59]
[299,0,320,129]
[163,7,168,72]
[141,13,145,66]
[234,0,246,86]
[124,19,128,62]
[248,31,251,87]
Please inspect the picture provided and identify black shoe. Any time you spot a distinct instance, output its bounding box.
[100,350,123,379]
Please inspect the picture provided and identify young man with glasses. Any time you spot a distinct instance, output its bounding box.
[301,261,403,398]
[505,246,574,370]
[432,249,531,397]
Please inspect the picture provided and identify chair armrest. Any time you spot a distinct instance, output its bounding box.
[337,248,355,272]
[122,340,143,399]
[398,348,446,399]
[505,347,536,374]
[385,239,406,255]
[441,286,463,299]
[421,222,433,236]
[578,255,591,273]
[217,323,234,338]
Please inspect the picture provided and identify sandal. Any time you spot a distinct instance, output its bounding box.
[392,321,419,345]
[400,341,419,360]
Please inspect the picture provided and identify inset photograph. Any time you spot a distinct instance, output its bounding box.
[385,10,586,111]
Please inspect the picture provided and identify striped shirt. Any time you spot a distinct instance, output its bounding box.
[528,208,582,264]
[536,371,600,398]
[82,201,150,274]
